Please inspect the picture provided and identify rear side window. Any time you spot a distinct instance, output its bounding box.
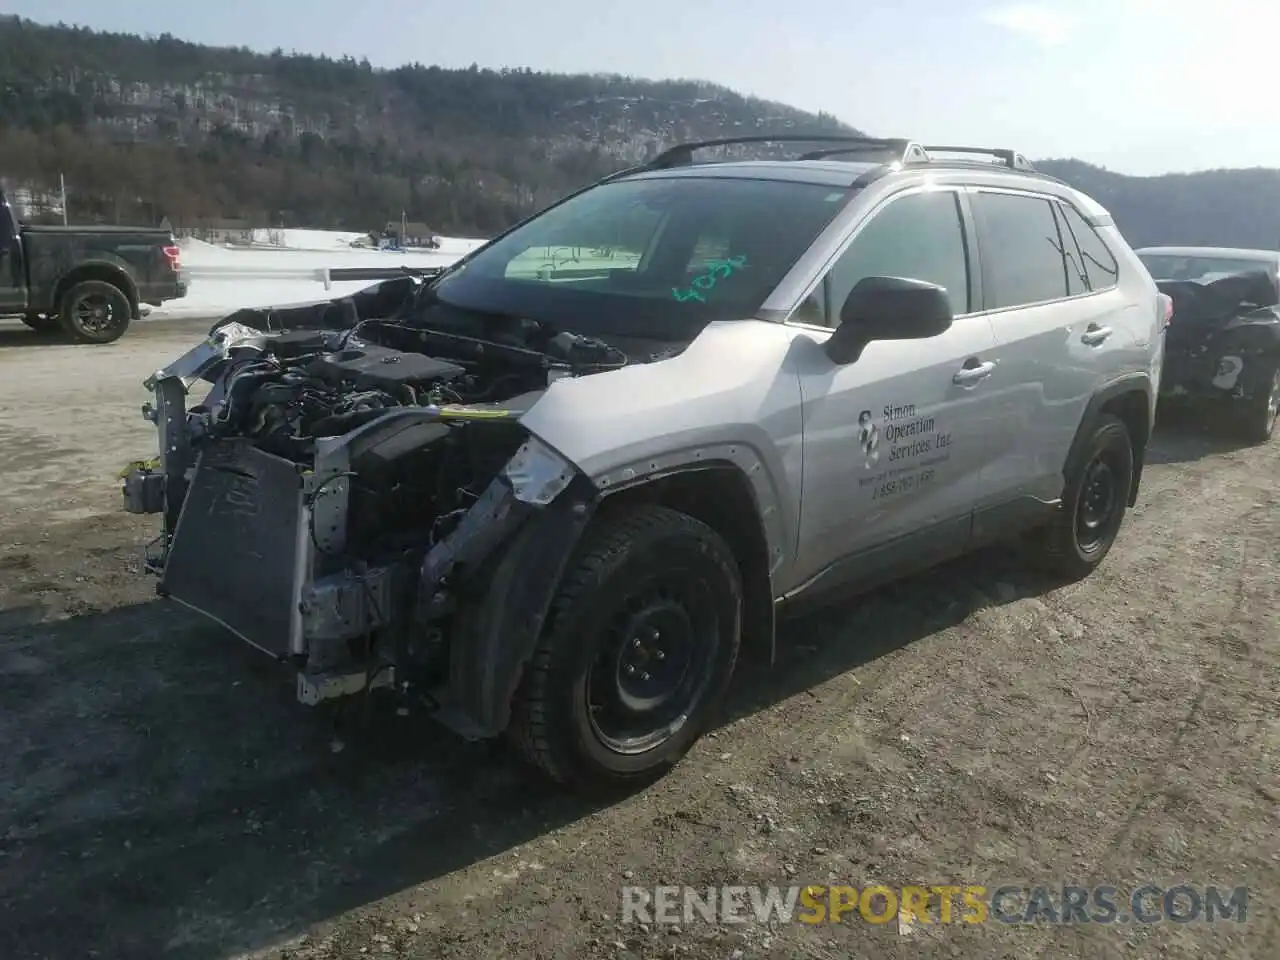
[971,191,1071,309]
[1057,201,1119,291]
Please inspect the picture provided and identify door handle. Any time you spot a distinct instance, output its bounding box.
[952,360,996,385]
[1081,324,1113,346]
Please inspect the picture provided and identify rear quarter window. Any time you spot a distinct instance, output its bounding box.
[1057,201,1119,291]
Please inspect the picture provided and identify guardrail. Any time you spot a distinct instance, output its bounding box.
[182,264,448,291]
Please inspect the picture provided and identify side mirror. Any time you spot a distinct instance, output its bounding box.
[824,276,954,365]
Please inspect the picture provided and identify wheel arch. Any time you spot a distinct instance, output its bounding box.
[53,261,140,317]
[1065,374,1153,507]
[436,461,776,741]
[593,462,776,666]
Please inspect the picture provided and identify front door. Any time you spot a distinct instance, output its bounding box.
[784,186,1001,595]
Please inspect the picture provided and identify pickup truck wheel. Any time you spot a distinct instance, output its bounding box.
[58,280,133,344]
[1028,414,1133,581]
[508,504,742,794]
[1239,362,1280,444]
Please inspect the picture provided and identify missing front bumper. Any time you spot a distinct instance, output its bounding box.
[160,439,311,659]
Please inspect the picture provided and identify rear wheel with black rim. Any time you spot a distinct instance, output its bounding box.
[58,279,133,344]
[1239,361,1280,444]
[508,504,742,794]
[1028,413,1134,581]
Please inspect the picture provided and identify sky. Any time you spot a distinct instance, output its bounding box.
[1,0,1276,176]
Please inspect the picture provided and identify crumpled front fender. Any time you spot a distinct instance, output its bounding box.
[430,474,599,740]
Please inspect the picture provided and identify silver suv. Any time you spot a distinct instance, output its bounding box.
[121,135,1164,793]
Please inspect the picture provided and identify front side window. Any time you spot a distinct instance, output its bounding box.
[971,191,1071,309]
[431,176,851,340]
[802,190,971,327]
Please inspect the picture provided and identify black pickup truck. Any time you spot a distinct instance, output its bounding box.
[0,187,188,344]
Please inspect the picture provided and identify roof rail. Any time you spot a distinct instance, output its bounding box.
[919,145,1037,172]
[622,135,1040,181]
[645,134,925,170]
[798,142,931,164]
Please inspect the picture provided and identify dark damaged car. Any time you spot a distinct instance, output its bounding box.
[1138,247,1280,442]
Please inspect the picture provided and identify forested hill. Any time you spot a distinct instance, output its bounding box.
[0,16,848,233]
[1034,159,1280,249]
[1,14,1278,248]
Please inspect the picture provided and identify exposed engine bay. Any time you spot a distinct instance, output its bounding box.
[1157,270,1280,410]
[120,274,636,721]
[184,309,621,552]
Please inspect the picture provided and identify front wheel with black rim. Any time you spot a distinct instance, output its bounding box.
[1027,413,1134,581]
[58,279,133,344]
[1238,361,1280,444]
[508,504,743,794]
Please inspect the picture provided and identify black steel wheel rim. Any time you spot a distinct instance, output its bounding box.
[1075,454,1118,553]
[585,569,719,755]
[1267,369,1280,429]
[74,293,118,335]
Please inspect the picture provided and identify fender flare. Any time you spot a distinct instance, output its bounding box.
[432,458,781,739]
[52,258,140,314]
[1063,374,1154,508]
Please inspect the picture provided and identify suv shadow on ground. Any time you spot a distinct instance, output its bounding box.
[0,542,1064,960]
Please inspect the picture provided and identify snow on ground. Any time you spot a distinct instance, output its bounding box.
[248,228,485,256]
[148,232,640,321]
[148,230,485,320]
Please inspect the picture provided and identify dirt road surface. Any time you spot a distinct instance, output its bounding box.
[0,317,1276,960]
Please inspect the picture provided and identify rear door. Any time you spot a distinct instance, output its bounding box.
[967,188,1124,531]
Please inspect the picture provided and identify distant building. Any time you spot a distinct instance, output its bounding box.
[382,220,440,248]
[6,184,63,221]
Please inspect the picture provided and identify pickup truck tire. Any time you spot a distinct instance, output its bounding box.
[1238,361,1280,444]
[1027,413,1133,581]
[58,279,133,344]
[508,504,742,794]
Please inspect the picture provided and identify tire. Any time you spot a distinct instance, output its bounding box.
[57,279,133,344]
[508,504,743,794]
[1028,414,1134,581]
[1238,360,1280,444]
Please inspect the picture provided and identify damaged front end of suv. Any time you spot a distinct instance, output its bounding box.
[1156,270,1280,443]
[121,273,617,739]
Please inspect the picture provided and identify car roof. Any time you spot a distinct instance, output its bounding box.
[593,137,1117,224]
[1136,246,1280,261]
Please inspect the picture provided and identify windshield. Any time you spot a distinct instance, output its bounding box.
[428,175,852,340]
[1139,254,1273,282]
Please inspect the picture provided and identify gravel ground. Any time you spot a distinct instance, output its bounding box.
[0,317,1276,960]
